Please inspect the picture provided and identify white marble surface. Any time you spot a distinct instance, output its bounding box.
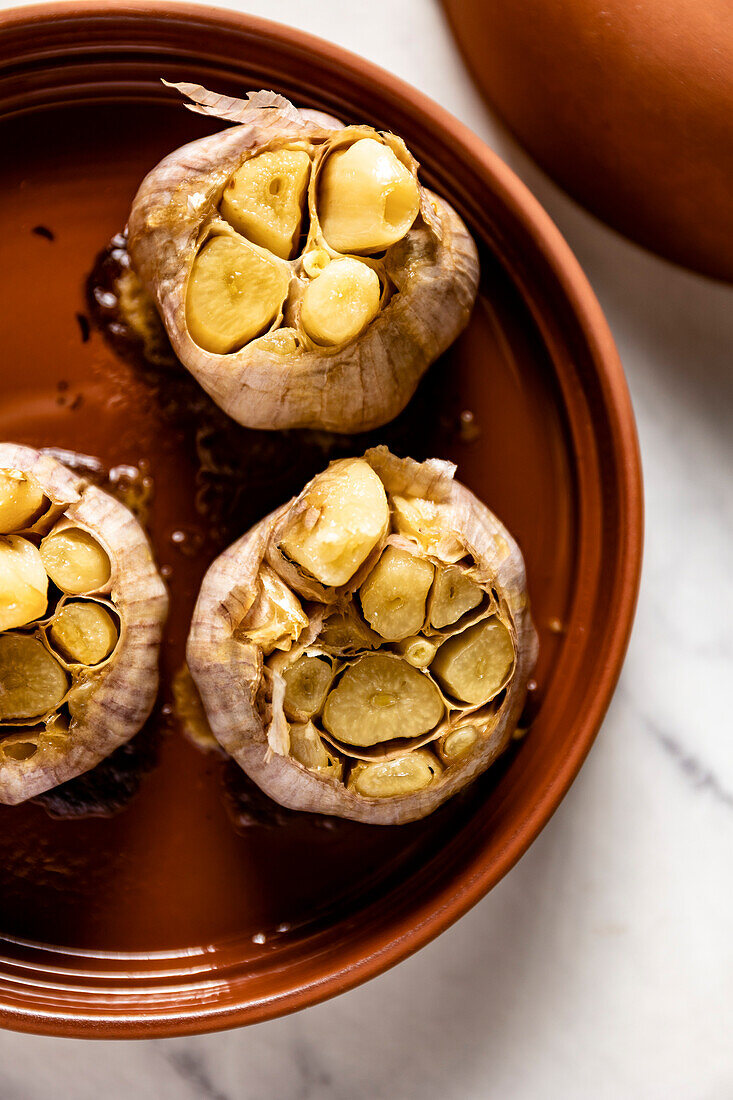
[1,0,731,1096]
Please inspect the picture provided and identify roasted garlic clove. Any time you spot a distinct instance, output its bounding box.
[300,258,380,346]
[40,526,111,595]
[359,547,434,641]
[431,617,515,705]
[0,469,46,532]
[393,634,439,668]
[282,654,334,719]
[317,606,381,654]
[186,232,290,354]
[289,720,343,779]
[322,653,444,747]
[128,85,479,432]
[219,148,311,259]
[0,634,69,721]
[237,564,308,655]
[48,601,119,666]
[0,535,48,630]
[348,749,442,798]
[0,444,168,805]
[391,495,466,563]
[188,447,537,825]
[318,137,420,254]
[277,458,389,588]
[429,564,484,628]
[438,722,481,764]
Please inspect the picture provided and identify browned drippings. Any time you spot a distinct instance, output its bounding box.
[0,101,574,953]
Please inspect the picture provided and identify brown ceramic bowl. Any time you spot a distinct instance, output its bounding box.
[0,2,642,1037]
[441,0,733,282]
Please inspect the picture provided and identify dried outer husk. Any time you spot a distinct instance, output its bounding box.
[188,446,537,824]
[127,84,479,433]
[0,444,168,805]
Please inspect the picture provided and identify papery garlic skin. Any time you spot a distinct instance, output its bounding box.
[188,447,537,825]
[127,85,480,433]
[0,444,168,806]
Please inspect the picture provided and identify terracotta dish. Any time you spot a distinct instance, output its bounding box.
[0,2,642,1037]
[441,0,733,281]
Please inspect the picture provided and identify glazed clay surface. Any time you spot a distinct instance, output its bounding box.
[442,0,733,281]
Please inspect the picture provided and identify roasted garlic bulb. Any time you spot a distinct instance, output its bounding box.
[0,444,168,805]
[188,447,537,824]
[127,85,479,433]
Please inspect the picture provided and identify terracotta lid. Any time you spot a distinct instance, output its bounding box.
[441,0,733,282]
[0,1,642,1036]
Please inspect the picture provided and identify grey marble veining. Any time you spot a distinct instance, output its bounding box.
[0,0,730,1097]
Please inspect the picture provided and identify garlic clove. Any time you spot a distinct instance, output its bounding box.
[393,635,439,668]
[40,527,111,595]
[48,601,119,666]
[439,723,480,763]
[321,653,444,747]
[359,546,434,641]
[300,258,380,346]
[289,720,343,778]
[429,564,484,628]
[391,495,466,563]
[0,634,69,721]
[186,232,290,354]
[348,749,442,798]
[237,564,308,655]
[282,654,334,719]
[0,535,48,631]
[431,617,515,705]
[220,148,311,259]
[278,458,389,587]
[0,469,46,533]
[318,138,420,254]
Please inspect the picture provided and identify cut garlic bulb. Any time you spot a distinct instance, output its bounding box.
[0,444,168,806]
[188,447,537,825]
[127,85,479,432]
